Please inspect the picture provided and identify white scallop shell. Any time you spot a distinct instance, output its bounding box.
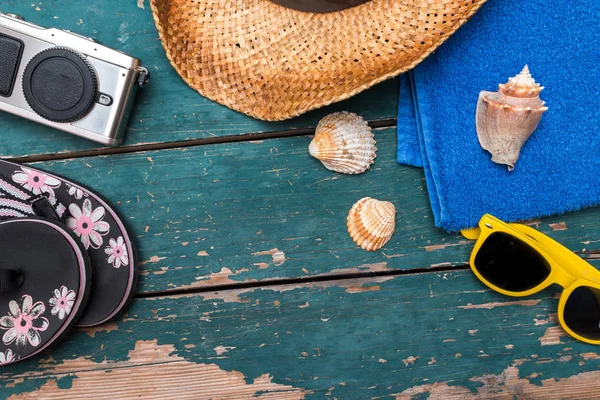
[309,112,377,175]
[347,197,396,252]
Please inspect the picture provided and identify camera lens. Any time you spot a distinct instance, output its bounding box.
[22,48,98,123]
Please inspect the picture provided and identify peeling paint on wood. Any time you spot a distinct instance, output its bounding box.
[82,322,119,338]
[345,285,381,294]
[7,341,308,399]
[180,267,256,303]
[2,271,600,398]
[214,346,236,356]
[459,299,542,309]
[550,222,568,231]
[140,256,167,265]
[539,326,568,346]
[327,262,389,275]
[402,356,419,366]
[253,248,287,266]
[5,378,24,389]
[395,365,600,399]
[424,241,469,252]
[580,352,600,360]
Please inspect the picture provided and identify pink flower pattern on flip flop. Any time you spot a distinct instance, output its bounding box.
[0,349,16,364]
[105,236,129,269]
[67,184,87,200]
[66,199,110,249]
[12,167,61,197]
[49,286,76,320]
[0,295,49,347]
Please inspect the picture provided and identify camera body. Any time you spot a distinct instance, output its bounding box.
[0,11,149,146]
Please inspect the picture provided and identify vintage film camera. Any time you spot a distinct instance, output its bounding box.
[0,11,149,146]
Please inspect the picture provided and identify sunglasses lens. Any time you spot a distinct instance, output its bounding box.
[474,232,551,292]
[564,286,600,340]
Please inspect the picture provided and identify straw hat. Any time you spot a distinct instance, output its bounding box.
[150,0,486,121]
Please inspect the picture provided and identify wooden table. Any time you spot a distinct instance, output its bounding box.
[2,2,600,399]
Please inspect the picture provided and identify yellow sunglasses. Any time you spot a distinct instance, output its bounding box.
[462,214,600,345]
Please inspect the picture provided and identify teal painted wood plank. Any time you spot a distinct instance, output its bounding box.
[30,128,464,293]
[29,127,600,293]
[0,1,398,158]
[2,270,600,398]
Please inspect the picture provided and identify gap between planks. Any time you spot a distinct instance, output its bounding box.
[135,264,470,299]
[135,248,600,300]
[10,118,397,163]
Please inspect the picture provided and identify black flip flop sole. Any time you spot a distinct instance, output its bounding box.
[0,160,138,327]
[0,218,91,365]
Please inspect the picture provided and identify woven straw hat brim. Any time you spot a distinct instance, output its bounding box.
[150,0,486,121]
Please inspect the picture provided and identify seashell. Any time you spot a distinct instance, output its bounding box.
[309,112,377,174]
[347,197,395,252]
[476,65,548,171]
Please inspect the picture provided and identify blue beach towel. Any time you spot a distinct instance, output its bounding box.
[396,0,600,232]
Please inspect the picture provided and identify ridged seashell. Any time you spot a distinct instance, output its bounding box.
[347,197,396,252]
[309,112,377,174]
[476,65,548,171]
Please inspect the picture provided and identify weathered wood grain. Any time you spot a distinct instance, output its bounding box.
[0,1,398,158]
[32,127,464,293]
[2,270,600,399]
[27,127,600,294]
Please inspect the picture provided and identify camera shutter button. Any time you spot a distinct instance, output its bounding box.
[22,48,98,123]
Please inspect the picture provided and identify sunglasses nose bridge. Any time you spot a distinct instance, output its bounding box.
[553,270,578,289]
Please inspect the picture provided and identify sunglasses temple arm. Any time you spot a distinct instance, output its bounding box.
[511,224,600,284]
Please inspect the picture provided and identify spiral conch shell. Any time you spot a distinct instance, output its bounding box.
[476,65,548,171]
[347,197,396,252]
[309,112,377,174]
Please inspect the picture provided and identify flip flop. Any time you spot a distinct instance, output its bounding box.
[0,182,91,365]
[0,160,137,327]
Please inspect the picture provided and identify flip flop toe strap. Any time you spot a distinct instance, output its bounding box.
[0,173,64,221]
